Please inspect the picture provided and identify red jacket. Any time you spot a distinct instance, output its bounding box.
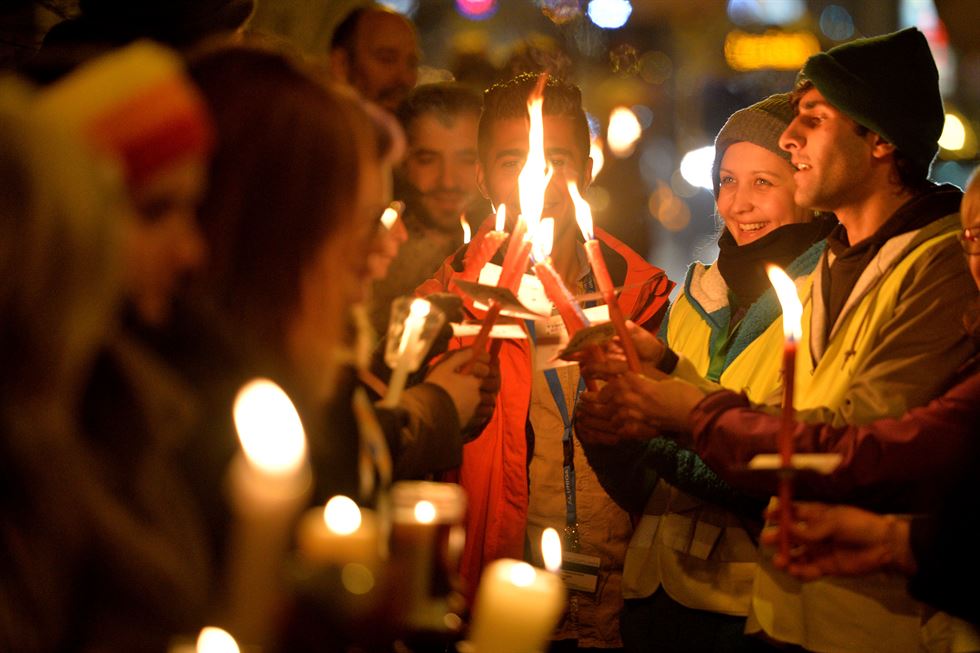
[416,216,673,596]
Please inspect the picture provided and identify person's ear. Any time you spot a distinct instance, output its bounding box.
[476,162,491,200]
[330,48,351,84]
[870,134,897,160]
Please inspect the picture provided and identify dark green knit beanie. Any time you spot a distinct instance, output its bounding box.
[799,27,943,180]
[712,93,795,198]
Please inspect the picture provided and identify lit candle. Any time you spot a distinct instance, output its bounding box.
[765,264,803,562]
[382,298,433,407]
[297,495,380,567]
[531,218,589,334]
[468,528,566,653]
[570,180,641,373]
[167,626,241,653]
[459,205,509,283]
[224,378,312,646]
[461,214,472,244]
[379,200,404,230]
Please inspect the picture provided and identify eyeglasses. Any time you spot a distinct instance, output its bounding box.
[960,226,980,256]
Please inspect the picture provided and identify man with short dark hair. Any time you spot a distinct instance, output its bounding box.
[418,73,672,650]
[370,82,486,335]
[329,3,419,113]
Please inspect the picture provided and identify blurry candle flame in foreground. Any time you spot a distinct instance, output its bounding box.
[414,499,437,523]
[508,561,538,587]
[568,180,594,241]
[607,106,641,157]
[233,379,306,476]
[324,495,362,535]
[766,265,802,341]
[380,201,403,230]
[494,203,506,232]
[196,627,240,653]
[542,527,562,573]
[518,75,551,234]
[460,215,472,243]
[398,298,432,355]
[531,217,555,263]
[589,137,605,178]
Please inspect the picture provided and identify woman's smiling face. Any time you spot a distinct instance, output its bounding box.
[716,141,810,245]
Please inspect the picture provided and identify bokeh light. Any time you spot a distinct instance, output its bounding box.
[648,182,691,232]
[587,0,633,30]
[938,113,966,151]
[679,145,715,191]
[607,106,642,157]
[727,0,805,26]
[379,0,418,17]
[819,5,855,41]
[456,0,497,20]
[639,51,673,84]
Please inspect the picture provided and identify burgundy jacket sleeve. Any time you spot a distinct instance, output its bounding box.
[688,367,980,510]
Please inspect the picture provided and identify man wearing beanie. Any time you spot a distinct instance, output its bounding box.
[577,92,833,653]
[739,27,977,653]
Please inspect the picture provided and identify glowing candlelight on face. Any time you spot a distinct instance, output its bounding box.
[383,298,435,407]
[542,527,562,574]
[766,263,802,562]
[195,627,240,653]
[570,180,641,372]
[461,215,472,244]
[226,378,311,645]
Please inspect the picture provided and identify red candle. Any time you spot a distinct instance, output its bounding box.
[460,207,509,283]
[582,239,641,373]
[497,214,531,292]
[766,264,803,562]
[533,258,589,335]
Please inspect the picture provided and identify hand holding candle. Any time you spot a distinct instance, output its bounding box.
[766,264,803,563]
[381,297,445,407]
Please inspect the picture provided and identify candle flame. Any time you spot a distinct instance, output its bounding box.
[414,499,437,524]
[196,626,240,653]
[398,298,433,356]
[409,297,431,319]
[590,136,605,178]
[568,180,594,241]
[324,495,362,535]
[531,217,555,263]
[542,527,562,573]
[517,75,551,235]
[461,215,472,244]
[507,561,538,587]
[607,106,642,158]
[766,264,803,342]
[380,201,404,230]
[233,378,307,476]
[494,203,506,232]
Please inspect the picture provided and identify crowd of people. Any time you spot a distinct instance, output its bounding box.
[1,1,978,652]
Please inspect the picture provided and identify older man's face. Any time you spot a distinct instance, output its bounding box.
[346,11,419,112]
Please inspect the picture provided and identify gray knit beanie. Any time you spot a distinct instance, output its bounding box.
[711,93,795,198]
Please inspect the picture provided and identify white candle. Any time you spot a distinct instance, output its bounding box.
[223,378,312,646]
[167,626,240,653]
[297,495,380,567]
[381,298,432,407]
[468,529,566,653]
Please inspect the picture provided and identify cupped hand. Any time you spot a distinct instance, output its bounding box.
[424,348,489,427]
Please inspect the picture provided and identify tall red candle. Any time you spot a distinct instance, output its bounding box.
[766,264,803,562]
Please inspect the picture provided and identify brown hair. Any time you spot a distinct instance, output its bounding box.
[189,44,381,361]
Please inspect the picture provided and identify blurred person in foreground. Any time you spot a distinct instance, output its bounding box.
[370,82,488,336]
[417,73,672,650]
[576,93,834,653]
[0,51,214,651]
[329,2,420,114]
[579,28,976,653]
